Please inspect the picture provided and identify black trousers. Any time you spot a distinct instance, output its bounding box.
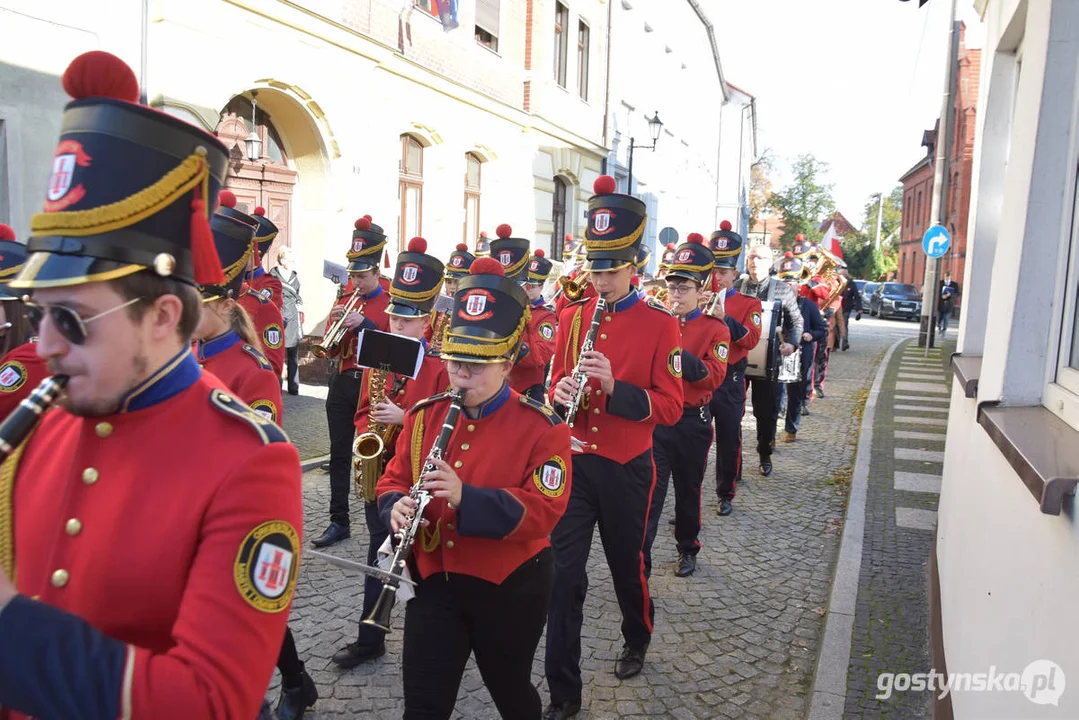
[356,499,390,648]
[815,310,832,390]
[785,342,816,435]
[643,408,713,576]
[284,345,300,394]
[747,376,778,462]
[326,371,362,525]
[276,626,305,688]
[711,363,746,501]
[546,450,656,705]
[402,549,552,720]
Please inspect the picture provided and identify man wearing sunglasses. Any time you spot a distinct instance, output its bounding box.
[0,52,302,720]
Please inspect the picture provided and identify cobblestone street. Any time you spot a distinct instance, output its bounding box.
[271,318,919,718]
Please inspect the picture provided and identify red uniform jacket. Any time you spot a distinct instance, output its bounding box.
[510,300,557,394]
[0,342,48,420]
[677,309,730,408]
[549,292,684,463]
[0,349,302,720]
[376,385,571,584]
[248,268,284,310]
[197,331,284,425]
[238,287,285,378]
[323,285,391,373]
[720,289,763,366]
[800,281,831,309]
[354,352,450,443]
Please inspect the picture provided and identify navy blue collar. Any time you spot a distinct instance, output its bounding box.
[681,308,702,322]
[252,267,266,279]
[361,284,384,301]
[470,382,510,419]
[608,290,639,314]
[531,298,546,309]
[118,347,202,413]
[724,287,738,299]
[197,330,242,361]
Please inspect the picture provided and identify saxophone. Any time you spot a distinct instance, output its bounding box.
[364,388,465,632]
[429,310,451,354]
[564,298,607,428]
[352,368,402,501]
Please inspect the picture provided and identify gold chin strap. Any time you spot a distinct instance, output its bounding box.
[443,306,531,359]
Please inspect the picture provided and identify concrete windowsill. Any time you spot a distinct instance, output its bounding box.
[977,403,1079,515]
[950,353,981,398]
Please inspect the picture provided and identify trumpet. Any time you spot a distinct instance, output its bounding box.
[312,291,365,358]
[557,271,591,302]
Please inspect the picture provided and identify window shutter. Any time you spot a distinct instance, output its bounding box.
[475,0,500,36]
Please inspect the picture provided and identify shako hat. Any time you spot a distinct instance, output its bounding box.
[791,234,813,258]
[710,220,743,269]
[585,175,646,272]
[445,243,475,279]
[250,206,278,265]
[475,231,490,258]
[440,257,529,363]
[660,242,677,269]
[526,249,553,284]
[0,225,29,301]
[387,237,444,317]
[489,224,530,282]
[776,254,805,280]
[347,215,387,272]
[13,51,229,290]
[203,190,258,299]
[666,233,714,286]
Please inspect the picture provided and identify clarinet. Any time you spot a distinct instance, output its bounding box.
[363,388,465,632]
[564,298,607,428]
[0,375,68,457]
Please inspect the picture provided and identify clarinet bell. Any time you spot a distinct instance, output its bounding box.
[362,583,398,632]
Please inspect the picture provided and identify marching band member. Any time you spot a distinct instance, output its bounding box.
[553,239,595,315]
[331,237,450,670]
[376,257,571,720]
[659,242,677,277]
[229,192,286,379]
[545,176,684,719]
[475,229,491,257]
[0,51,302,719]
[428,242,475,350]
[707,222,762,518]
[313,216,392,549]
[0,225,45,417]
[246,205,284,309]
[510,248,557,403]
[777,256,827,442]
[642,233,729,578]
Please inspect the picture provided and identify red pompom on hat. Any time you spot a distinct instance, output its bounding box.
[784,251,794,258]
[795,233,804,241]
[496,223,512,239]
[355,217,371,231]
[470,257,505,276]
[666,242,676,250]
[0,224,14,242]
[565,233,574,241]
[217,190,237,209]
[62,51,140,103]
[480,231,488,238]
[363,214,372,222]
[456,243,468,251]
[408,236,428,253]
[253,206,266,216]
[534,249,545,257]
[593,175,617,195]
[687,233,704,244]
[720,220,733,231]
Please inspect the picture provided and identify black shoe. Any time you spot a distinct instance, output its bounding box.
[331,641,386,669]
[543,701,582,720]
[718,499,733,516]
[287,388,300,396]
[614,644,647,679]
[275,670,318,720]
[675,552,696,577]
[815,387,825,399]
[760,461,772,477]
[842,342,850,351]
[312,522,350,548]
[803,407,812,416]
[320,461,331,472]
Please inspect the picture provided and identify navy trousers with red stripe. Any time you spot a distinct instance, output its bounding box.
[546,450,656,705]
[711,361,747,501]
[643,408,713,576]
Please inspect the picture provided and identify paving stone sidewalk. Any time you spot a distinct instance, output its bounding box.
[271,321,909,718]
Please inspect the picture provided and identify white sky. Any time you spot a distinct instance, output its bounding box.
[707,0,984,228]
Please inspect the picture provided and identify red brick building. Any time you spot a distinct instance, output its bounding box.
[897,23,980,299]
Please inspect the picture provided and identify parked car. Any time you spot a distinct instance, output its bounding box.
[862,281,880,310]
[870,282,922,320]
[851,279,866,301]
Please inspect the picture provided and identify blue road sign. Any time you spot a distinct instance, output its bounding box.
[922,225,951,259]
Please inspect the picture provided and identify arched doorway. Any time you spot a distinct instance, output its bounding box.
[216,93,297,267]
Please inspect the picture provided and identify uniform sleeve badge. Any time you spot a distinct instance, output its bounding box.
[250,399,279,424]
[234,520,300,613]
[260,288,273,301]
[667,347,683,378]
[714,342,729,362]
[539,322,555,341]
[533,456,567,497]
[0,361,27,393]
[264,324,283,350]
[751,312,762,328]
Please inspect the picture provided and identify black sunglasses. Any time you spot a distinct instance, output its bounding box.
[24,296,144,346]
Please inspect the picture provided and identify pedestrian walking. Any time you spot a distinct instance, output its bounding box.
[272,247,303,395]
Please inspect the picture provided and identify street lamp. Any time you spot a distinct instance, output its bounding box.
[244,91,263,163]
[627,111,663,196]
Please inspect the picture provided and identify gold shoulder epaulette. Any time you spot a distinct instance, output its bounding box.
[210,389,288,444]
[241,344,273,371]
[517,395,563,425]
[645,296,674,315]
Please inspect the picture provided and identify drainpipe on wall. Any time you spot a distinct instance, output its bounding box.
[139,0,149,104]
[601,0,614,150]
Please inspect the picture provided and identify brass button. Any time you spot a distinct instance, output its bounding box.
[82,468,99,485]
[446,523,455,530]
[95,422,113,438]
[65,519,82,536]
[600,333,608,340]
[51,569,69,588]
[591,426,599,433]
[461,443,470,451]
[595,389,602,396]
[593,408,600,415]
[467,424,476,432]
[454,461,463,469]
[446,540,455,549]
[604,316,612,322]
[590,443,598,451]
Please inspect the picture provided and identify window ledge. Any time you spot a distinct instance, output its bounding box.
[977,403,1079,515]
[950,353,981,398]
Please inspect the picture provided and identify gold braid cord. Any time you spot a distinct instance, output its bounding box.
[585,218,646,252]
[566,305,584,370]
[0,434,33,578]
[442,306,532,359]
[410,408,426,487]
[391,277,445,303]
[31,151,210,236]
[221,245,254,284]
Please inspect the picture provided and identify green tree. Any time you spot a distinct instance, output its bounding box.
[749,148,776,228]
[769,154,835,250]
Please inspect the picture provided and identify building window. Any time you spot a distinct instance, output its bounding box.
[577,20,590,100]
[463,153,482,246]
[552,177,568,259]
[554,2,569,88]
[399,134,424,252]
[916,190,923,233]
[475,0,500,52]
